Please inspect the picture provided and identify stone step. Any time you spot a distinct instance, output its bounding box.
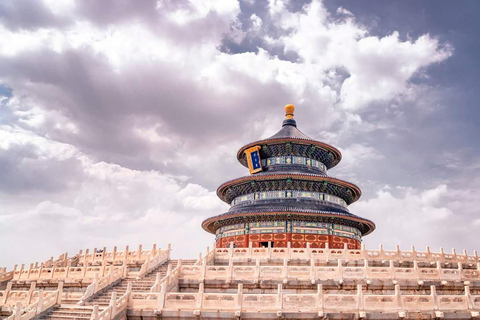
[40,315,91,320]
[47,311,92,317]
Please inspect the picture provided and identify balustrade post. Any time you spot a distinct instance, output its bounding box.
[413,260,420,280]
[112,246,117,261]
[277,284,283,309]
[458,261,463,276]
[325,242,330,262]
[317,284,324,310]
[26,282,36,304]
[51,263,55,279]
[198,262,205,283]
[57,281,64,304]
[108,265,114,283]
[287,242,291,260]
[389,260,395,279]
[123,246,128,277]
[152,244,157,256]
[228,242,234,259]
[12,264,18,281]
[282,259,288,283]
[395,285,403,311]
[248,242,253,257]
[474,250,479,263]
[157,283,166,310]
[91,305,99,320]
[13,301,22,320]
[196,283,204,308]
[66,260,71,278]
[110,292,117,316]
[343,243,348,258]
[137,244,143,260]
[379,244,384,260]
[452,248,458,260]
[360,243,365,260]
[3,281,12,304]
[338,259,343,282]
[18,264,24,281]
[306,242,311,260]
[363,259,369,279]
[101,247,106,262]
[83,263,88,278]
[38,263,43,280]
[198,252,203,265]
[357,284,364,310]
[267,242,272,260]
[255,259,260,283]
[167,243,172,259]
[227,258,233,283]
[440,247,445,262]
[436,261,443,279]
[396,245,401,259]
[236,284,243,310]
[83,249,89,267]
[310,258,315,284]
[431,285,438,310]
[100,260,106,278]
[27,263,33,279]
[36,290,44,315]
[177,259,182,271]
[153,273,161,292]
[93,248,97,264]
[93,273,99,292]
[166,264,172,285]
[465,285,473,309]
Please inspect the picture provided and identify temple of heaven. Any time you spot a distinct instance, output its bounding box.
[202,104,376,249]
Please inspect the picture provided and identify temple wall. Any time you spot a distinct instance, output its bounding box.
[216,233,360,249]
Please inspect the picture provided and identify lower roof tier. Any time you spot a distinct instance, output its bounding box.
[217,172,362,205]
[201,207,376,236]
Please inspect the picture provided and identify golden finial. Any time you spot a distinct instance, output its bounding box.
[284,104,295,119]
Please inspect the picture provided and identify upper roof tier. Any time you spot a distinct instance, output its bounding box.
[237,105,342,170]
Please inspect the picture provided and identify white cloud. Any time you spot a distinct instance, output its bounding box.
[351,184,480,252]
[0,0,463,268]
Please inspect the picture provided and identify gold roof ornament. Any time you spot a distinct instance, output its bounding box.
[284,104,295,119]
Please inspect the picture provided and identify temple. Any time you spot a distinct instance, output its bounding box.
[1,105,479,320]
[203,105,375,249]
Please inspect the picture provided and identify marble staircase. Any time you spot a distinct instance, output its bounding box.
[38,259,195,320]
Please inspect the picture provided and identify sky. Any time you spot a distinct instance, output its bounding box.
[0,0,479,268]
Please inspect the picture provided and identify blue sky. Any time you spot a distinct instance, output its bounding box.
[0,0,479,267]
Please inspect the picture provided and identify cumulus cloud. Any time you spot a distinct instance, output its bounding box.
[353,184,480,253]
[0,0,466,267]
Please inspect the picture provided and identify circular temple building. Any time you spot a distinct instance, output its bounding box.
[202,105,375,249]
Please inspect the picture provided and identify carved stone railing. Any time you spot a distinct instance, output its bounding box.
[149,260,182,294]
[194,245,215,266]
[148,283,479,315]
[0,269,15,284]
[78,266,125,304]
[5,283,63,320]
[3,244,164,284]
[214,243,479,265]
[178,258,480,283]
[130,245,171,280]
[91,283,131,320]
